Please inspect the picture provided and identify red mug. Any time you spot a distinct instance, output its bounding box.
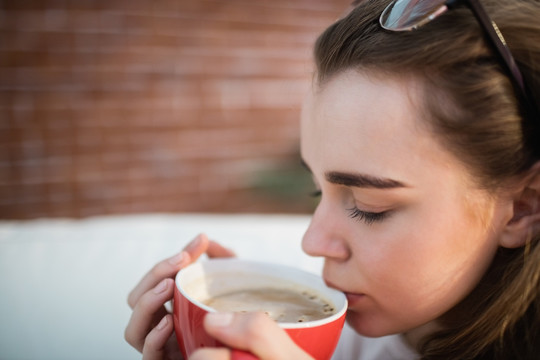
[173,258,347,360]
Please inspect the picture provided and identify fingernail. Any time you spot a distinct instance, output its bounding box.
[168,251,186,266]
[153,279,169,294]
[156,315,169,330]
[185,235,203,252]
[205,312,234,328]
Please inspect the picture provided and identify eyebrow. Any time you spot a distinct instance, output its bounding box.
[325,171,407,189]
[301,159,406,189]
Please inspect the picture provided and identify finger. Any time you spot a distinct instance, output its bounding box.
[125,278,175,352]
[183,233,211,262]
[128,234,209,308]
[203,312,310,360]
[190,348,231,360]
[207,240,236,258]
[142,314,174,360]
[127,251,189,309]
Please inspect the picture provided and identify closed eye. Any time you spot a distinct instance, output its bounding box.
[347,206,389,225]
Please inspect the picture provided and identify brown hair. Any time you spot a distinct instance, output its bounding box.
[314,0,540,359]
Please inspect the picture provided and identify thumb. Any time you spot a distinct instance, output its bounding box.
[203,312,312,360]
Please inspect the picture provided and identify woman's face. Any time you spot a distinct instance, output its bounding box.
[300,70,512,338]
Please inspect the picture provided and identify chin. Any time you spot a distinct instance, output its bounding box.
[346,310,399,338]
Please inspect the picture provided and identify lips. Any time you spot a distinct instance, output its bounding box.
[344,292,366,306]
[324,279,366,306]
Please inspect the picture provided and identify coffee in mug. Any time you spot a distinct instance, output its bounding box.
[174,259,347,360]
[203,283,336,323]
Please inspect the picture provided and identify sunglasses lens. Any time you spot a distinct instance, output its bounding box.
[380,0,448,30]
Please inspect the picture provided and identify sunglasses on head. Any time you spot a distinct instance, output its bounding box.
[379,0,538,142]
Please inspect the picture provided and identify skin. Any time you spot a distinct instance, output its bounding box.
[124,234,309,360]
[124,234,237,360]
[125,70,520,359]
[300,70,514,342]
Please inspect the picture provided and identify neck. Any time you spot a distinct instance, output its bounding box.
[402,321,441,351]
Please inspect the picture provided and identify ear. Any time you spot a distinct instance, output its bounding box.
[499,162,540,248]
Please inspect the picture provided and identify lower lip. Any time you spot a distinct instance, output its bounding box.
[345,292,366,306]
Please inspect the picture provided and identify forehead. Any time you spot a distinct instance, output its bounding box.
[300,70,467,184]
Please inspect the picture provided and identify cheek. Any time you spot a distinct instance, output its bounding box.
[356,201,499,323]
[424,196,499,279]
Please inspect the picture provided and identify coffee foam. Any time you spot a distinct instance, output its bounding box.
[185,272,336,323]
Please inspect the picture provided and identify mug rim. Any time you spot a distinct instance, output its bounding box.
[175,258,348,329]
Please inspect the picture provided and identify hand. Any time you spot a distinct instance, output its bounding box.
[124,234,235,360]
[190,312,314,360]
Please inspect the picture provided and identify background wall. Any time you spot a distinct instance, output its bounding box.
[0,0,349,219]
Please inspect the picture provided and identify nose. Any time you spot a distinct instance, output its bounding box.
[301,200,350,261]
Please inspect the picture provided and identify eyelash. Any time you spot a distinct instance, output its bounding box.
[347,207,388,225]
[309,190,388,225]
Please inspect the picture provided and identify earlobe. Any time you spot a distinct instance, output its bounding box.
[499,163,540,249]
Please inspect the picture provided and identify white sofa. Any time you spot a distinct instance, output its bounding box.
[0,214,320,360]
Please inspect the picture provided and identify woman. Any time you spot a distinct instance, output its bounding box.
[124,0,540,358]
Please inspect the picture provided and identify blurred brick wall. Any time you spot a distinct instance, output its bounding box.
[0,0,348,219]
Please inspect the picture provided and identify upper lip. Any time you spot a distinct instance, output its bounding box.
[324,278,364,297]
[324,278,345,292]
